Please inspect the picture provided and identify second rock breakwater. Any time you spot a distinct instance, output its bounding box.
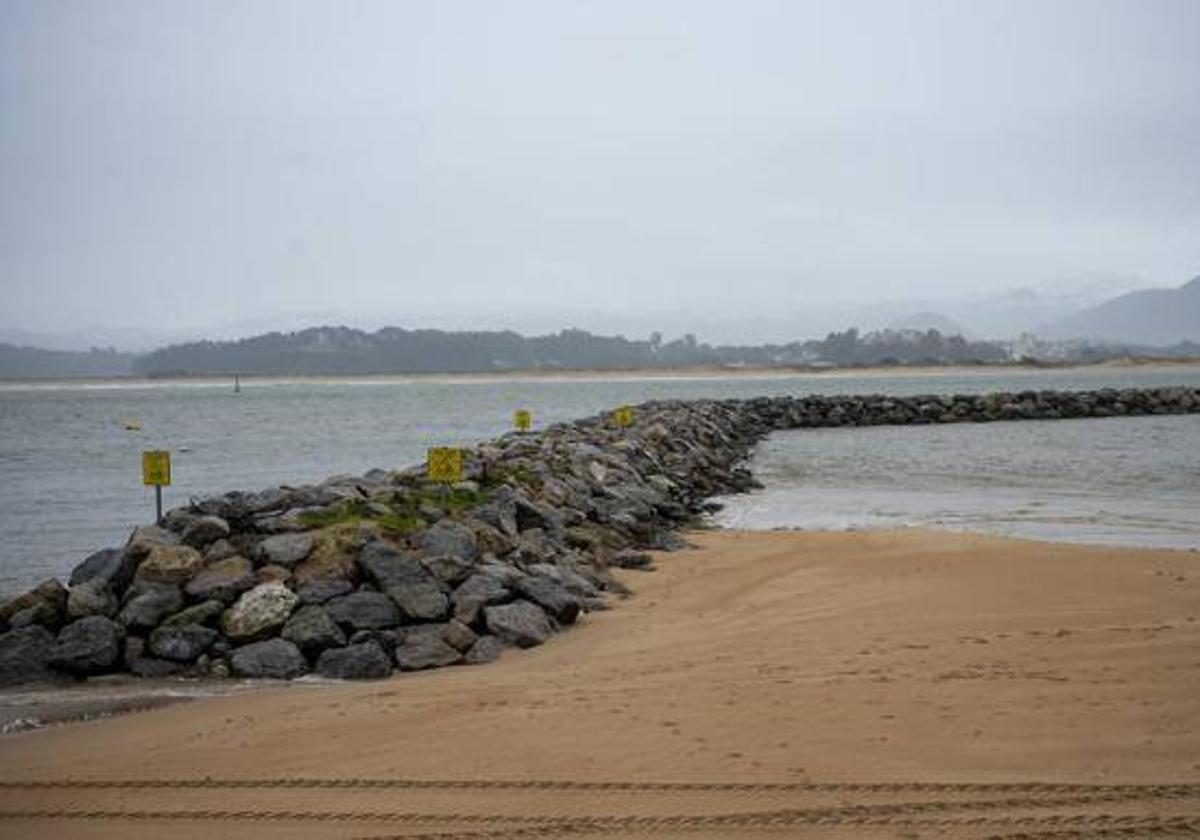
[1,385,1198,687]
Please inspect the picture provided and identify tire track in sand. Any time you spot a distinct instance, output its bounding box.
[0,777,1196,839]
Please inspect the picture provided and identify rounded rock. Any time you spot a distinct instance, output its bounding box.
[49,616,124,676]
[219,583,299,642]
[229,638,306,679]
[316,641,392,680]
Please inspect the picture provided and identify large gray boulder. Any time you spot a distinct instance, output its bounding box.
[161,599,225,627]
[463,635,505,665]
[513,494,564,535]
[49,616,124,676]
[514,576,581,625]
[511,528,559,562]
[281,605,346,655]
[66,581,119,619]
[296,579,354,604]
[256,533,314,568]
[0,625,58,686]
[316,641,392,679]
[8,603,60,631]
[125,524,178,559]
[229,638,306,679]
[181,515,231,549]
[484,601,553,648]
[465,520,516,558]
[476,560,526,587]
[118,581,184,632]
[185,556,256,602]
[358,542,448,622]
[470,493,518,537]
[393,625,462,671]
[134,545,205,586]
[451,573,512,625]
[325,591,400,631]
[528,563,602,599]
[0,579,68,630]
[416,520,478,560]
[219,583,299,642]
[148,623,218,662]
[69,547,136,592]
[442,619,478,652]
[420,555,475,586]
[203,539,238,563]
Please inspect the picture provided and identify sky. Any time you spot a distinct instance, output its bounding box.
[1,0,1198,347]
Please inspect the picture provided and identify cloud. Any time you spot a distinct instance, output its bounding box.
[2,0,1197,341]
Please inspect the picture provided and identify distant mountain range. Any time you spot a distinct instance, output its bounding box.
[1035,275,1200,345]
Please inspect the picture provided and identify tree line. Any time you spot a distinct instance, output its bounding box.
[129,325,1010,376]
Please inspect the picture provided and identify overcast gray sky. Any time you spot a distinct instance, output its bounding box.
[2,0,1198,345]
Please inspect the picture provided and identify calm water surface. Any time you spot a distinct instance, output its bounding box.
[2,366,1199,595]
[716,413,1200,549]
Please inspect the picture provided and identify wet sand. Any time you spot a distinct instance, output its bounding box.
[1,529,1198,838]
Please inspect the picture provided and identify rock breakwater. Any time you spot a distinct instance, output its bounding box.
[2,386,1197,687]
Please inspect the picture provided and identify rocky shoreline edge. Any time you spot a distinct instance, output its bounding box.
[2,385,1197,689]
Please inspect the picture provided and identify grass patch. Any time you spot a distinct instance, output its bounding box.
[298,499,426,536]
[296,486,488,537]
[483,462,540,490]
[376,510,424,535]
[415,485,487,513]
[297,502,364,529]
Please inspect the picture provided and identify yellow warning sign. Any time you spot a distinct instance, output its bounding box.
[141,450,172,486]
[427,447,465,483]
[513,409,533,432]
[612,405,634,428]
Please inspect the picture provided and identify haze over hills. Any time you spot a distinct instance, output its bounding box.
[0,344,137,378]
[0,275,1151,353]
[886,312,974,338]
[2,275,1197,379]
[1036,275,1200,345]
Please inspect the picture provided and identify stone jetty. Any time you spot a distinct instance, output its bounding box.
[2,385,1197,686]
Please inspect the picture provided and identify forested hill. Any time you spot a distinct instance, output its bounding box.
[132,325,1009,376]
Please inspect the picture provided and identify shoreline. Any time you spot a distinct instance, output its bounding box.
[4,358,1200,389]
[3,520,1197,735]
[1,527,1197,838]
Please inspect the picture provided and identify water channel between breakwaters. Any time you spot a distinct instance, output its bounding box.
[717,412,1200,550]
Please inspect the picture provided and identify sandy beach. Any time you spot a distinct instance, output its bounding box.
[1,528,1198,838]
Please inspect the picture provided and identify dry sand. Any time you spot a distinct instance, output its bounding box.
[1,528,1198,838]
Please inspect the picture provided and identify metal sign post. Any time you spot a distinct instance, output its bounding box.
[513,409,532,433]
[141,450,172,524]
[613,405,634,428]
